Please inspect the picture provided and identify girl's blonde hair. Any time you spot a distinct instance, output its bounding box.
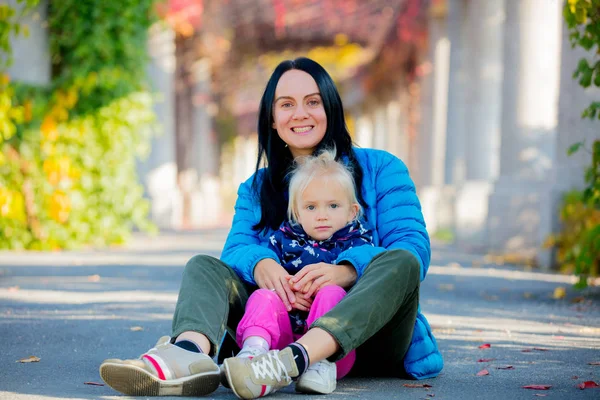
[287,148,362,222]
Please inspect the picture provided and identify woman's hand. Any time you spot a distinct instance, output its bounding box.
[254,258,296,311]
[289,262,358,299]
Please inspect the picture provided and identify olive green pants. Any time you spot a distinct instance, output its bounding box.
[172,249,420,377]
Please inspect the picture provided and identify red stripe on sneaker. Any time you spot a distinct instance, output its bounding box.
[143,355,166,380]
[260,385,267,397]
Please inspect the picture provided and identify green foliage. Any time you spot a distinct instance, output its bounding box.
[547,1,600,286]
[545,189,600,288]
[0,0,159,250]
[564,0,600,120]
[0,0,39,70]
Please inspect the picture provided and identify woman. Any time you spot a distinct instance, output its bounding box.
[99,57,443,398]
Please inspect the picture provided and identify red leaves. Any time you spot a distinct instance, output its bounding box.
[478,343,491,349]
[577,381,599,390]
[523,385,552,390]
[476,369,489,376]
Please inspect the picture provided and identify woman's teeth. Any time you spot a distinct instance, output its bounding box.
[292,126,312,133]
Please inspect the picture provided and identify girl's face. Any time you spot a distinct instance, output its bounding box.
[272,70,327,158]
[296,174,359,241]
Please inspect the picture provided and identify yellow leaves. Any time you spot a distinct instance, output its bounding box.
[0,186,26,222]
[48,190,71,224]
[43,156,73,186]
[553,287,567,300]
[41,116,59,142]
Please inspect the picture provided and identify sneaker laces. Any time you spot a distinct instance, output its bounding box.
[250,351,290,382]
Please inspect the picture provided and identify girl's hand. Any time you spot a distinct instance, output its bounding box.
[285,277,313,311]
[289,262,357,299]
[254,259,296,311]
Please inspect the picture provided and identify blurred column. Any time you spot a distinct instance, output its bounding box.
[444,0,467,185]
[418,0,454,236]
[190,57,221,227]
[373,107,387,150]
[7,0,50,85]
[462,0,504,181]
[139,24,179,229]
[354,113,373,148]
[487,0,563,266]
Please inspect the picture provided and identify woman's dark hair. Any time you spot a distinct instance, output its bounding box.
[252,57,366,232]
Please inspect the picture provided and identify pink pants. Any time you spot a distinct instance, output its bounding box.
[236,285,356,379]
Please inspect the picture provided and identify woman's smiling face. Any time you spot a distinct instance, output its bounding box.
[272,70,327,158]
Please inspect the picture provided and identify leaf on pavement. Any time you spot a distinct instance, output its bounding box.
[84,382,105,386]
[17,356,40,363]
[521,349,533,352]
[533,348,549,351]
[427,394,435,397]
[478,358,495,362]
[578,381,599,390]
[478,343,491,349]
[437,284,454,291]
[88,274,101,282]
[523,385,551,390]
[533,394,547,397]
[403,383,432,388]
[588,361,600,365]
[476,369,489,376]
[497,365,514,370]
[130,326,144,331]
[8,286,19,292]
[552,287,566,299]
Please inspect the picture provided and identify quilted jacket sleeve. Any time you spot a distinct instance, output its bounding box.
[376,153,431,281]
[220,175,280,285]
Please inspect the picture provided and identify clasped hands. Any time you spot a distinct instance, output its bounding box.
[254,258,357,312]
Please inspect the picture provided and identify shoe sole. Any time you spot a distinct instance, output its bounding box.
[100,362,220,396]
[295,383,336,394]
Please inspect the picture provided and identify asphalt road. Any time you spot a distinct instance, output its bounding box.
[0,230,599,399]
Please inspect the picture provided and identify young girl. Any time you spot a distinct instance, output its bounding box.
[230,148,373,395]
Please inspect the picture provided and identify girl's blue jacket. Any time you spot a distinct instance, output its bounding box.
[221,147,443,380]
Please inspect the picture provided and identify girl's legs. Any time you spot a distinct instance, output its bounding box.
[225,249,421,399]
[101,254,251,396]
[235,289,294,353]
[305,285,355,379]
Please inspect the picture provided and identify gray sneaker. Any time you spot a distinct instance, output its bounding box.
[223,347,299,399]
[100,336,220,396]
[220,345,268,389]
[295,359,337,394]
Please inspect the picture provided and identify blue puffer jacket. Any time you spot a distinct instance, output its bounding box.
[221,147,443,380]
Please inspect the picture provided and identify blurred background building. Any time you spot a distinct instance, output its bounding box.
[8,0,598,267]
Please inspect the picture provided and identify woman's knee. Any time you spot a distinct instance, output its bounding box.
[184,254,234,279]
[366,250,420,282]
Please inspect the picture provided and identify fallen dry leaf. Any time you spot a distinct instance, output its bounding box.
[88,274,101,282]
[130,326,144,331]
[8,286,19,292]
[523,385,551,390]
[523,292,533,299]
[533,348,549,351]
[478,343,491,349]
[588,361,600,365]
[403,383,432,388]
[478,358,495,362]
[570,296,585,303]
[17,356,40,363]
[572,376,579,380]
[533,395,547,397]
[553,287,566,299]
[438,284,454,291]
[578,381,599,390]
[84,382,105,386]
[497,366,514,370]
[476,369,489,376]
[427,394,435,398]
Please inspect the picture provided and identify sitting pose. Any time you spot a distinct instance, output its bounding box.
[230,148,373,394]
[99,57,442,399]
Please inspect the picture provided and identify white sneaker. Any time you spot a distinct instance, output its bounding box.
[295,359,337,394]
[220,346,268,389]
